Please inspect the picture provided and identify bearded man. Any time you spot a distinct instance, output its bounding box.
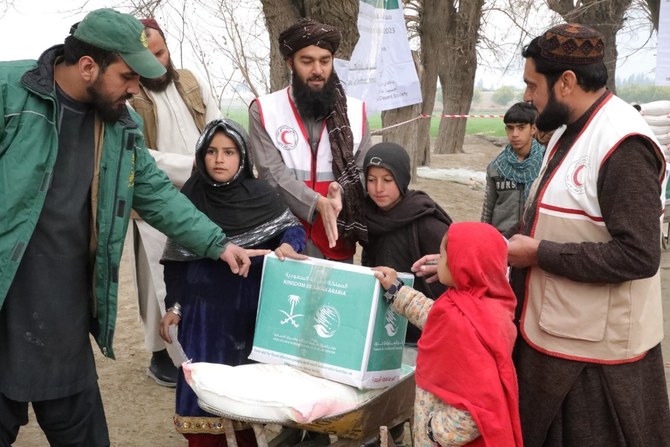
[248,18,372,261]
[0,9,259,444]
[128,18,222,388]
[507,23,670,446]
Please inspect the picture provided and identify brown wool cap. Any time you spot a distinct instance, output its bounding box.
[278,18,341,59]
[538,23,605,65]
[140,18,166,40]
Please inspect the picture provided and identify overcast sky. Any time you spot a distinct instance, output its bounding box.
[0,1,102,59]
[0,0,658,91]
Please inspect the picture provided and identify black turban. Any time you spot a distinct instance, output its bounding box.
[278,18,341,59]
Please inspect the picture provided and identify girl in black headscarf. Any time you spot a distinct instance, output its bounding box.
[159,119,306,447]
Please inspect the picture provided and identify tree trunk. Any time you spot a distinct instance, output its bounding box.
[307,0,360,58]
[260,0,302,92]
[382,103,422,178]
[261,0,360,92]
[433,0,484,154]
[645,0,660,31]
[546,0,634,93]
[416,0,444,165]
[415,0,481,156]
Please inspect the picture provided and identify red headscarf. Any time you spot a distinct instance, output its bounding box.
[416,222,522,446]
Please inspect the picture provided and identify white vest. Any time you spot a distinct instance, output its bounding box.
[523,93,666,363]
[256,87,364,188]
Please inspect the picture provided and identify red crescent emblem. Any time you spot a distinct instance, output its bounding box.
[280,130,292,145]
[572,164,586,187]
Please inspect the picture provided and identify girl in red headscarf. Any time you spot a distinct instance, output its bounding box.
[374,222,522,446]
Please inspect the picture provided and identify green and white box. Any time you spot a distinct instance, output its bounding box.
[250,254,413,389]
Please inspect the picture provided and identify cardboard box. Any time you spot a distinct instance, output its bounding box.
[250,254,413,389]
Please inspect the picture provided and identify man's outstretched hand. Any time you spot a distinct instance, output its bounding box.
[316,182,343,248]
[411,254,440,283]
[219,243,270,277]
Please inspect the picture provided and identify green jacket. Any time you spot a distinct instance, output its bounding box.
[0,45,228,359]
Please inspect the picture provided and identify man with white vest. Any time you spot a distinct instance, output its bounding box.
[507,23,670,445]
[248,18,371,262]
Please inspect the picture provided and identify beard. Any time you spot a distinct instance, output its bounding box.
[291,70,338,120]
[535,88,572,132]
[87,77,132,123]
[140,59,177,92]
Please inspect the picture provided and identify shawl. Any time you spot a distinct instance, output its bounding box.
[493,139,544,202]
[328,72,368,243]
[364,190,451,236]
[363,189,452,325]
[416,222,522,446]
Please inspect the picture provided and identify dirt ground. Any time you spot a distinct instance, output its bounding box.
[14,135,670,446]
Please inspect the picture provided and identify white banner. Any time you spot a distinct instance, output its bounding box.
[336,0,422,112]
[656,0,670,85]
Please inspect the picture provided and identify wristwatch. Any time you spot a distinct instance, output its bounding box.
[383,279,404,304]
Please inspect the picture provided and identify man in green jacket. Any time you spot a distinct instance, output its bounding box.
[0,9,262,445]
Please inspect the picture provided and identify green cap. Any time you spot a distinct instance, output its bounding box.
[73,8,166,79]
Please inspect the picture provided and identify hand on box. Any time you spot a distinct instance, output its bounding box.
[372,266,397,290]
[275,243,308,261]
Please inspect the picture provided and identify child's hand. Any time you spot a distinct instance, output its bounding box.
[372,266,397,290]
[275,243,308,261]
[411,254,439,283]
[160,310,181,344]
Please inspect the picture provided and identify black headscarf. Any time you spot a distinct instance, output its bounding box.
[180,119,290,237]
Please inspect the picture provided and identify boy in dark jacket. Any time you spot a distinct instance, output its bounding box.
[481,102,543,238]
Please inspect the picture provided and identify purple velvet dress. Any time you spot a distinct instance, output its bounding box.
[164,228,305,421]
